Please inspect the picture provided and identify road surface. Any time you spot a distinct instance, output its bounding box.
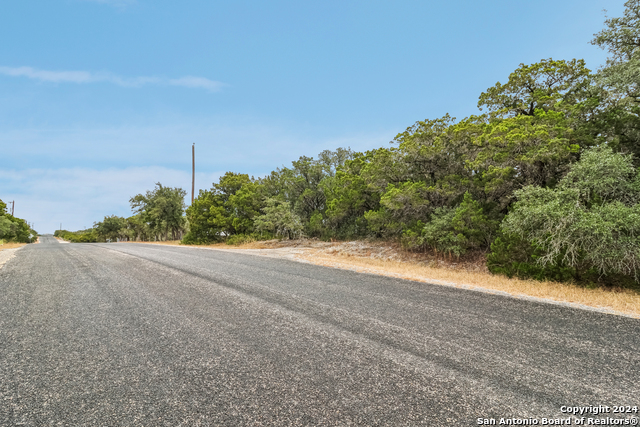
[0,235,638,425]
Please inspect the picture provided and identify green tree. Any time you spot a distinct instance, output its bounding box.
[184,172,260,243]
[0,216,17,241]
[95,215,126,241]
[591,0,640,103]
[130,183,187,240]
[254,198,304,239]
[414,192,498,257]
[323,151,381,238]
[591,0,640,161]
[363,104,578,239]
[260,148,354,237]
[124,214,151,241]
[478,58,594,117]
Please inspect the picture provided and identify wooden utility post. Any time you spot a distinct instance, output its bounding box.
[11,201,14,216]
[191,143,195,205]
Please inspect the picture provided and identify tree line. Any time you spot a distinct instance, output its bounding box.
[0,199,37,243]
[55,183,186,243]
[66,1,640,289]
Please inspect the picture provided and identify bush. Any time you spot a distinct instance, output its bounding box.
[487,233,575,282]
[403,192,498,257]
[254,198,304,239]
[491,146,640,285]
[226,234,256,246]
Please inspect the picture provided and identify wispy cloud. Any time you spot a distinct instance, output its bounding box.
[0,66,224,92]
[0,167,223,233]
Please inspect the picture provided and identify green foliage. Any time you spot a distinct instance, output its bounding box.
[365,102,580,239]
[183,172,260,243]
[590,1,640,163]
[495,146,640,283]
[487,233,575,282]
[412,192,499,256]
[254,198,304,239]
[0,200,37,243]
[131,182,187,240]
[261,148,355,237]
[478,58,593,117]
[125,214,153,241]
[0,216,18,240]
[94,215,126,241]
[56,228,98,243]
[0,205,38,243]
[308,211,324,237]
[591,0,640,102]
[324,150,382,238]
[72,231,99,243]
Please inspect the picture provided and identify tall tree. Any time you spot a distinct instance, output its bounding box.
[591,0,640,161]
[477,59,594,118]
[94,215,126,242]
[592,0,640,103]
[130,183,187,241]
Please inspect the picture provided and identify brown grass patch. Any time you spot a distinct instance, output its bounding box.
[0,242,26,251]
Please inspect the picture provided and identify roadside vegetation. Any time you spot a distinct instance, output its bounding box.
[64,1,640,293]
[0,199,37,246]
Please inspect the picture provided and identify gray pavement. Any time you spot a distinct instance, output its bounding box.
[0,235,638,426]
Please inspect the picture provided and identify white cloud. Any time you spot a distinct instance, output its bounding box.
[0,66,224,92]
[0,167,223,233]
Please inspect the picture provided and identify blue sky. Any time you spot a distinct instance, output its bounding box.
[0,0,624,233]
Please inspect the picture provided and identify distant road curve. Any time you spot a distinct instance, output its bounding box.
[0,235,637,426]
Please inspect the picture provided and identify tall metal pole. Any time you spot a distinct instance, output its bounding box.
[191,143,195,205]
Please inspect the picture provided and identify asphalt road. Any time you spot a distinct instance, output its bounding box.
[0,235,638,426]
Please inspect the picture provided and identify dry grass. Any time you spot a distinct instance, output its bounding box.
[0,242,26,251]
[124,239,640,317]
[297,250,640,318]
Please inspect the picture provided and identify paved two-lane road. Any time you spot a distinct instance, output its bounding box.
[0,235,638,425]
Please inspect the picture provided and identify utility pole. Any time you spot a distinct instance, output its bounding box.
[11,201,14,216]
[191,143,195,205]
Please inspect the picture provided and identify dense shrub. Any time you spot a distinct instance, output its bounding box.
[491,146,640,285]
